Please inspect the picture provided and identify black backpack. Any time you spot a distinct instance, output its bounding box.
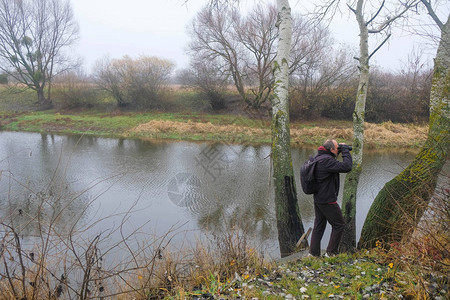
[300,155,327,194]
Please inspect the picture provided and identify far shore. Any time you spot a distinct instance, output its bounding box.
[0,110,428,149]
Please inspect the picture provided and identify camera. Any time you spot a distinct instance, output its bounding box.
[337,144,352,152]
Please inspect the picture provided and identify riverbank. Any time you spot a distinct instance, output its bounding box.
[0,110,428,148]
[179,250,448,300]
[0,109,446,299]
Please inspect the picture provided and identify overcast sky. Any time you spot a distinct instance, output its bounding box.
[71,0,447,74]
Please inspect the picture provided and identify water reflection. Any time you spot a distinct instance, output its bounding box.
[0,132,422,256]
[0,134,91,236]
[185,143,276,244]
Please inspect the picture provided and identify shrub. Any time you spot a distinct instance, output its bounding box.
[52,72,101,109]
[0,72,8,84]
[176,58,228,111]
[93,55,175,109]
[290,85,357,120]
[366,67,432,123]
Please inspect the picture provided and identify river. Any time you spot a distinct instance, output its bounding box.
[0,131,421,258]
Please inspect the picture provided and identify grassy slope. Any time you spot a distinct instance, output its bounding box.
[0,110,428,148]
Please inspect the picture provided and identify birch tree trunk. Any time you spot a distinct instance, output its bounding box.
[272,0,306,257]
[339,0,368,253]
[359,14,449,249]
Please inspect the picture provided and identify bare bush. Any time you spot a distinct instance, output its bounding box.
[0,157,181,299]
[290,47,358,120]
[0,194,268,299]
[0,147,269,299]
[366,52,432,123]
[52,71,100,109]
[93,55,175,109]
[177,58,229,111]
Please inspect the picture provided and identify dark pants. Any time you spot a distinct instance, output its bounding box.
[309,202,345,256]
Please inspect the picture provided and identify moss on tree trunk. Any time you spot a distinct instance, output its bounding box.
[340,164,362,252]
[358,135,448,248]
[359,16,449,249]
[271,110,305,257]
[271,0,306,257]
[340,0,369,253]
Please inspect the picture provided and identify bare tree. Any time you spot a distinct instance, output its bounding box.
[235,4,278,107]
[315,0,420,253]
[0,0,79,105]
[289,14,332,78]
[187,3,334,109]
[359,1,449,249]
[188,6,248,105]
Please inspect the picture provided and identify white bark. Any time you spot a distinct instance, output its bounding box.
[272,2,292,175]
[271,0,305,257]
[339,0,421,253]
[352,0,368,166]
[273,0,292,123]
[339,0,369,253]
[429,14,450,123]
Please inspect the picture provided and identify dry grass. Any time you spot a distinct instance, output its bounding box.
[292,121,428,147]
[131,119,428,148]
[371,171,449,299]
[0,165,270,300]
[133,120,266,136]
[364,121,428,147]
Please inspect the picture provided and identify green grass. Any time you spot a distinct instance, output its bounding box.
[0,109,427,148]
[166,251,428,299]
[0,89,428,148]
[0,110,269,142]
[0,86,38,111]
[167,250,432,300]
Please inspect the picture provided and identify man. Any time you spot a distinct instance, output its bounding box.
[309,139,352,257]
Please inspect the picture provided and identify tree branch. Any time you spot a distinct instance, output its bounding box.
[366,0,385,26]
[347,3,357,14]
[420,0,444,30]
[369,33,391,60]
[314,0,342,24]
[368,0,420,34]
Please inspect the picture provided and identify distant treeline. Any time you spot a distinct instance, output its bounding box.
[290,67,432,123]
[0,60,431,124]
[0,2,433,123]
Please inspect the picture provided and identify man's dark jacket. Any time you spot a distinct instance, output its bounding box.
[313,146,352,204]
